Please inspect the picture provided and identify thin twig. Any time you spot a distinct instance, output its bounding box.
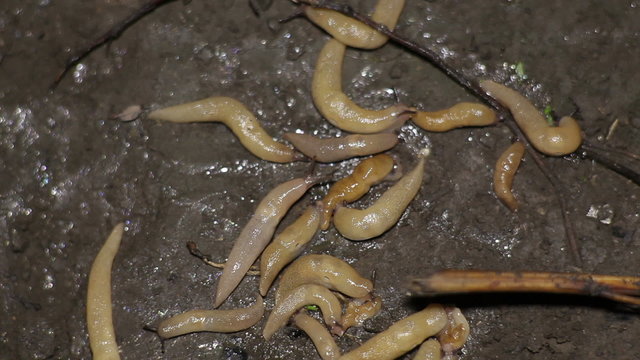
[408,270,640,306]
[186,241,260,275]
[51,0,179,90]
[295,0,582,266]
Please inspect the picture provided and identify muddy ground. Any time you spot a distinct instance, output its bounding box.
[1,0,640,359]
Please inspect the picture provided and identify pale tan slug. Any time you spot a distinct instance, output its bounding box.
[275,254,373,303]
[259,204,322,296]
[148,96,302,163]
[340,303,448,360]
[493,141,525,212]
[412,102,497,132]
[312,38,412,134]
[157,296,264,339]
[321,154,395,230]
[293,312,341,360]
[283,132,398,163]
[263,284,342,340]
[333,150,427,241]
[437,307,470,354]
[87,223,124,360]
[213,176,318,308]
[341,295,383,330]
[304,0,406,50]
[413,338,442,360]
[479,80,582,156]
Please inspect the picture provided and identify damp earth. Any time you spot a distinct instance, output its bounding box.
[1,0,640,359]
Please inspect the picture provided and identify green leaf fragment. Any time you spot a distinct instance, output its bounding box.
[304,305,319,311]
[543,105,555,125]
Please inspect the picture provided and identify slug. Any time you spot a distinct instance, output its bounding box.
[312,38,413,134]
[263,284,342,340]
[493,141,525,212]
[293,312,341,360]
[259,204,322,296]
[157,296,264,339]
[303,0,406,50]
[341,295,383,330]
[412,102,497,132]
[275,254,373,303]
[413,338,442,360]
[86,223,124,360]
[147,96,302,163]
[437,307,470,354]
[213,176,317,308]
[283,132,398,163]
[321,154,395,230]
[333,150,427,241]
[339,304,448,360]
[479,80,582,156]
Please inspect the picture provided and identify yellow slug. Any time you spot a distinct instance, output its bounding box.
[304,0,406,50]
[293,312,341,360]
[283,132,398,163]
[321,153,395,230]
[493,141,525,212]
[412,102,497,132]
[148,96,302,162]
[413,338,442,360]
[479,80,582,156]
[312,38,412,134]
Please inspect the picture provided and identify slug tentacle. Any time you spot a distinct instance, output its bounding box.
[479,80,582,156]
[148,96,302,162]
[304,0,406,49]
[312,38,412,134]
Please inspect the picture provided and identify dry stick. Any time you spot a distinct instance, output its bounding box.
[295,0,583,267]
[407,270,640,306]
[50,0,179,90]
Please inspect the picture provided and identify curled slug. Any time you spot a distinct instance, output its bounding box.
[148,96,302,163]
[312,38,412,134]
[214,176,317,308]
[263,284,342,340]
[413,338,442,360]
[333,151,427,241]
[340,304,448,360]
[479,80,582,156]
[87,223,124,360]
[321,154,395,230]
[304,0,405,50]
[275,254,373,303]
[437,307,470,354]
[283,132,398,163]
[493,141,525,212]
[259,204,322,296]
[157,296,264,339]
[341,295,383,330]
[293,312,341,360]
[412,102,497,132]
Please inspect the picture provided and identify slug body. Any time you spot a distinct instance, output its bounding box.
[412,102,497,132]
[259,204,322,296]
[437,307,470,353]
[148,97,300,162]
[413,338,442,360]
[275,254,373,303]
[341,295,383,330]
[293,313,341,360]
[263,284,342,340]
[304,0,406,49]
[284,133,398,163]
[333,156,425,240]
[157,296,264,339]
[479,80,582,156]
[312,39,412,134]
[87,223,124,360]
[340,304,448,360]
[214,177,316,308]
[321,154,395,230]
[493,142,525,212]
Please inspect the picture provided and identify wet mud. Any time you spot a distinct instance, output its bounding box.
[1,0,639,359]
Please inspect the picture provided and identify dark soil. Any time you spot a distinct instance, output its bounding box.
[1,0,639,359]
